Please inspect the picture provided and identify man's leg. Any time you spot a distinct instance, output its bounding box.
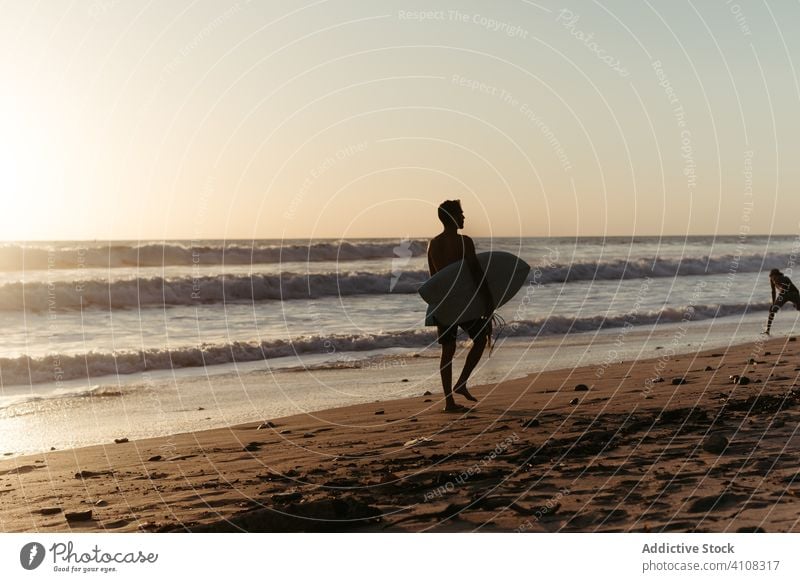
[790,291,800,311]
[454,319,491,401]
[439,340,458,410]
[765,303,780,334]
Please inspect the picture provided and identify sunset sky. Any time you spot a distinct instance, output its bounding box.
[1,0,798,241]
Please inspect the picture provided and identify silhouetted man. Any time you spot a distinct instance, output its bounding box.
[427,200,494,412]
[764,268,800,335]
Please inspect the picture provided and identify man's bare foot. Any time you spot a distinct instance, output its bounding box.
[454,383,478,402]
[442,402,471,413]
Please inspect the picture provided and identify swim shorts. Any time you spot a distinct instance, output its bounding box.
[435,317,492,345]
[773,289,800,310]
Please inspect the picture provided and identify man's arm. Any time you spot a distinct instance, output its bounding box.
[771,279,777,303]
[463,236,494,316]
[427,243,437,275]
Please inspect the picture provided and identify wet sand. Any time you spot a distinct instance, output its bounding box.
[1,334,799,532]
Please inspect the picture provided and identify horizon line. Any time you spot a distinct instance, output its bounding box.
[0,233,796,244]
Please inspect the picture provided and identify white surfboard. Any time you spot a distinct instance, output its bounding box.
[419,251,531,326]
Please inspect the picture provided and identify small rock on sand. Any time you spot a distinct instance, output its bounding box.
[423,390,432,396]
[730,375,750,385]
[520,418,540,428]
[37,507,62,515]
[243,442,261,451]
[574,384,589,391]
[147,455,162,462]
[401,378,409,382]
[789,337,797,342]
[374,410,385,415]
[704,366,714,371]
[671,377,688,385]
[569,398,579,405]
[257,421,277,430]
[114,438,129,444]
[423,399,432,402]
[65,510,93,522]
[702,432,728,454]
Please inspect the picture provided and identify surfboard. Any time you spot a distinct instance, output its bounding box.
[419,251,531,326]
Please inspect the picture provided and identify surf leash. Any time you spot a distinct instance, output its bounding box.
[487,312,506,356]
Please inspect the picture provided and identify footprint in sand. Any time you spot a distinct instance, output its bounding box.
[165,454,198,462]
[74,470,114,479]
[0,465,41,476]
[686,492,744,513]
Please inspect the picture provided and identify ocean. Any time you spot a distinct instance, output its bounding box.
[1,235,797,456]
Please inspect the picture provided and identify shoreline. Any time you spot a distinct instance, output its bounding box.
[1,333,799,532]
[1,313,775,457]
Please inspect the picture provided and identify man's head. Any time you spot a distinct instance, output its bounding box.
[438,199,464,230]
[770,268,783,278]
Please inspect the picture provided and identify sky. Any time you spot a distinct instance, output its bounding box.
[0,0,798,241]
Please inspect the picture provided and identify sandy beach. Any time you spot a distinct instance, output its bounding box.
[1,334,799,533]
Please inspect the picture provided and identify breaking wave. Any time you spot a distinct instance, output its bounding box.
[0,301,765,386]
[532,253,783,283]
[0,250,784,311]
[0,239,428,271]
[0,271,431,311]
